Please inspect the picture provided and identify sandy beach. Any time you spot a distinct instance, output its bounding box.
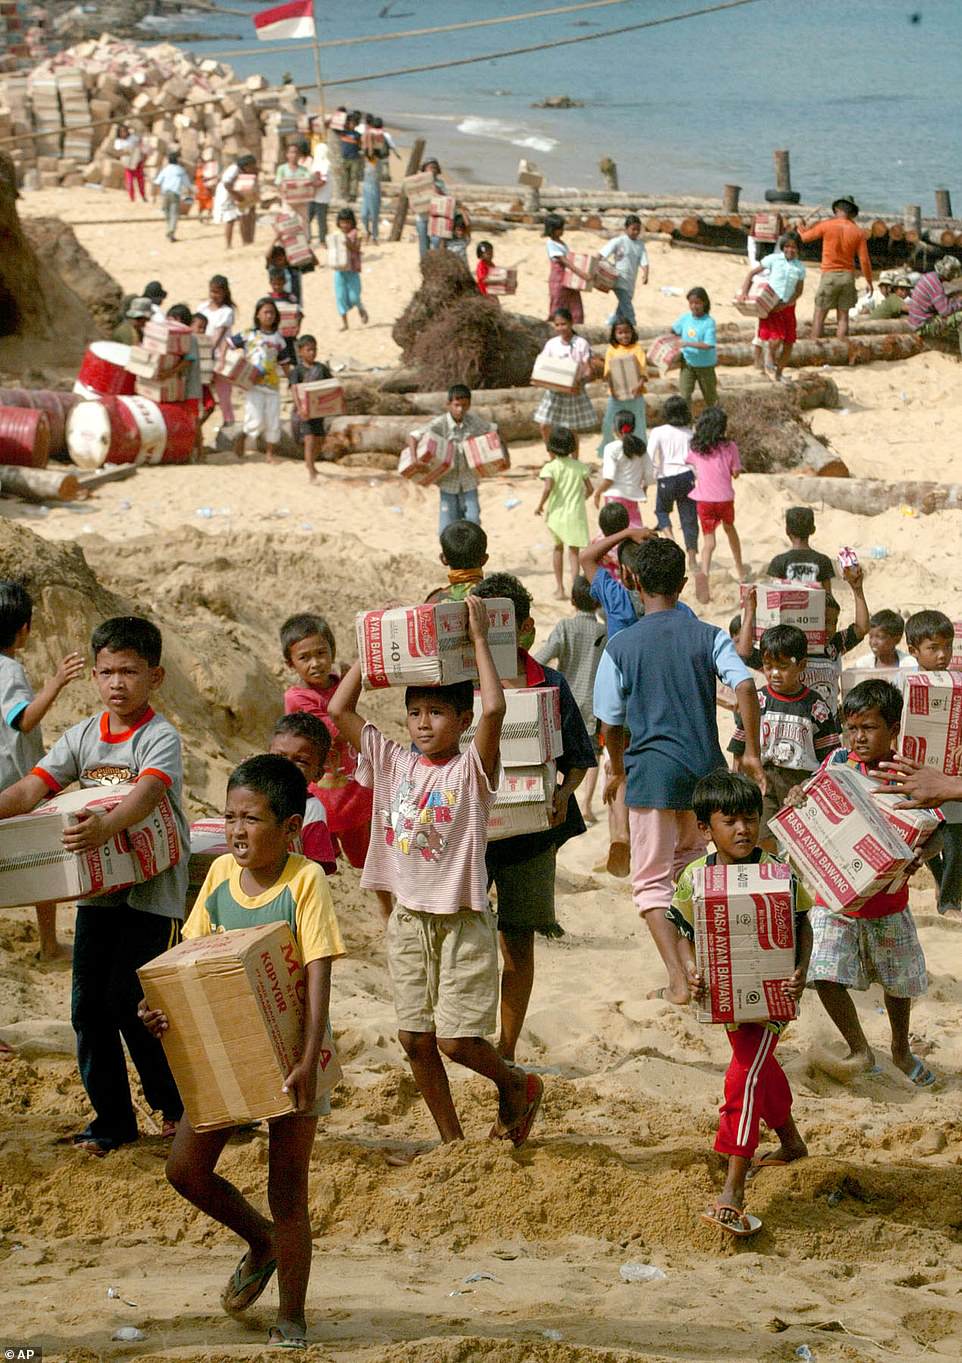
[2,184,962,1363]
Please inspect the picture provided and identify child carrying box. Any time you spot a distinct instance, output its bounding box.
[141,753,344,1352]
[786,679,940,1085]
[282,612,373,870]
[0,579,85,960]
[0,616,189,1154]
[288,334,332,484]
[329,594,542,1153]
[669,771,812,1239]
[407,384,502,534]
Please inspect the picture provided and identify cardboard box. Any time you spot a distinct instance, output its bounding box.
[428,212,453,240]
[142,317,193,356]
[531,352,579,394]
[187,816,228,887]
[748,583,827,650]
[135,373,187,403]
[398,431,453,486]
[691,861,798,1024]
[232,170,257,202]
[751,211,783,242]
[901,672,962,776]
[215,348,257,389]
[951,622,962,671]
[138,921,342,1132]
[485,266,517,296]
[402,169,435,212]
[461,686,563,766]
[769,764,916,913]
[591,258,619,292]
[357,598,517,689]
[517,158,543,189]
[291,379,345,420]
[608,351,642,401]
[560,251,596,292]
[0,784,181,909]
[734,278,780,318]
[488,763,556,841]
[840,665,908,698]
[646,334,683,371]
[196,333,214,383]
[126,345,178,380]
[280,175,314,204]
[463,429,508,479]
[328,232,350,269]
[276,300,300,338]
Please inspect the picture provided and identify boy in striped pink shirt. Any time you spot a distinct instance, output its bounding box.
[329,595,543,1155]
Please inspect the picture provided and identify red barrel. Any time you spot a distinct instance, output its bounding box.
[0,406,50,468]
[158,400,198,464]
[0,389,78,456]
[66,396,165,468]
[73,342,136,399]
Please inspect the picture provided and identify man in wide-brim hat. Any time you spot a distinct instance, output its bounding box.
[799,193,873,340]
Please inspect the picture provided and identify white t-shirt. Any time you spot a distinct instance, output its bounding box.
[311,146,332,203]
[546,239,567,262]
[852,649,917,671]
[647,423,693,479]
[197,301,235,353]
[601,439,647,502]
[541,333,593,374]
[600,234,649,292]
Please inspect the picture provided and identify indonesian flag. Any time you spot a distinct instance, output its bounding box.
[253,0,315,41]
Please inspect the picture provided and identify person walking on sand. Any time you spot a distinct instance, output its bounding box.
[798,195,872,341]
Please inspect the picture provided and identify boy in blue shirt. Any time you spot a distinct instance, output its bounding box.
[671,286,717,405]
[594,539,762,1002]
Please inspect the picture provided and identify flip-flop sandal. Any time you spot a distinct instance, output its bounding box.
[268,1325,307,1350]
[489,1072,544,1149]
[747,1150,807,1179]
[700,1202,762,1238]
[221,1252,277,1315]
[907,1057,936,1087]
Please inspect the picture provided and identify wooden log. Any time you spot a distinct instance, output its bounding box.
[389,135,425,243]
[766,475,962,517]
[793,430,849,478]
[774,149,792,194]
[75,463,138,491]
[715,334,923,368]
[679,215,701,238]
[905,203,922,237]
[935,188,953,219]
[722,184,741,213]
[0,465,80,502]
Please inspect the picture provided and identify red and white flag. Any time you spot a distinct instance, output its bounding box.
[253,0,315,41]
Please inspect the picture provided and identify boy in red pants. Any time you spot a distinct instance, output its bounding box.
[668,770,812,1238]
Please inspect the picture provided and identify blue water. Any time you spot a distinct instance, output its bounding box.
[177,0,960,214]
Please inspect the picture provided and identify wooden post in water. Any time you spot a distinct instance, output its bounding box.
[774,150,792,194]
[904,204,922,242]
[722,184,741,213]
[599,157,618,191]
[389,136,426,243]
[935,188,953,219]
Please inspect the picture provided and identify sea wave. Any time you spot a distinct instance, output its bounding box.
[456,116,558,155]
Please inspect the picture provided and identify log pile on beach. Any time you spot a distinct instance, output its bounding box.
[0,34,302,190]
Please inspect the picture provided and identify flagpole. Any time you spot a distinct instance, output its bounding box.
[311,0,326,120]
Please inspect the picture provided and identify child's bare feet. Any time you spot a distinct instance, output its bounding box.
[606,840,630,877]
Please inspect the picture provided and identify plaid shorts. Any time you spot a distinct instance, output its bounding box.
[808,906,927,998]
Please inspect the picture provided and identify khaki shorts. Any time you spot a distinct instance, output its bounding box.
[387,905,499,1037]
[815,271,857,312]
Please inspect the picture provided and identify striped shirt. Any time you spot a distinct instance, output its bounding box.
[358,723,499,913]
[908,271,962,330]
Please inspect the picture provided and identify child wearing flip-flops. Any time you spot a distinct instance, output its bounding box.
[141,754,344,1351]
[786,678,941,1088]
[329,594,542,1158]
[668,771,812,1239]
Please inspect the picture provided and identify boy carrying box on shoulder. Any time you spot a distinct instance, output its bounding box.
[0,579,85,961]
[669,771,812,1239]
[729,623,840,849]
[329,595,541,1154]
[141,753,344,1353]
[787,678,940,1085]
[407,384,506,534]
[0,617,189,1154]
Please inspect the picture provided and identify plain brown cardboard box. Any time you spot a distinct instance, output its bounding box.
[139,920,341,1132]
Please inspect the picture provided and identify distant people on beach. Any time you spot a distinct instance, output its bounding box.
[909,254,962,352]
[737,231,806,382]
[798,195,872,340]
[544,214,591,322]
[599,214,649,327]
[416,158,446,259]
[275,139,313,229]
[114,123,146,203]
[214,153,258,250]
[152,151,191,243]
[308,138,331,246]
[112,296,152,345]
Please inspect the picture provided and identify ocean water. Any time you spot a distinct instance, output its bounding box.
[179,0,961,214]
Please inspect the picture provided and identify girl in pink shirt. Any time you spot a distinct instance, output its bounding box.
[685,405,745,603]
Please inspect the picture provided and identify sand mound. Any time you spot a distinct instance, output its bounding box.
[363,1339,658,1363]
[0,154,111,376]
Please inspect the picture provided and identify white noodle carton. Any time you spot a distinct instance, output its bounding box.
[461,686,562,766]
[357,599,517,688]
[488,763,556,841]
[691,861,798,1024]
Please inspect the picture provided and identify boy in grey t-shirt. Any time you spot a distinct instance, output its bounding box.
[0,580,85,962]
[0,616,188,1155]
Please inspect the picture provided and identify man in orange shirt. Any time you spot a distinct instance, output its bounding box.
[798,195,873,340]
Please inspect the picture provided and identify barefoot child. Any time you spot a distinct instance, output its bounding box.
[0,580,85,959]
[142,753,344,1351]
[669,770,812,1237]
[288,334,332,483]
[474,573,595,1059]
[331,207,369,329]
[536,425,593,600]
[282,613,373,870]
[793,679,940,1083]
[329,595,542,1148]
[227,297,288,463]
[686,405,745,602]
[0,616,189,1154]
[672,286,718,405]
